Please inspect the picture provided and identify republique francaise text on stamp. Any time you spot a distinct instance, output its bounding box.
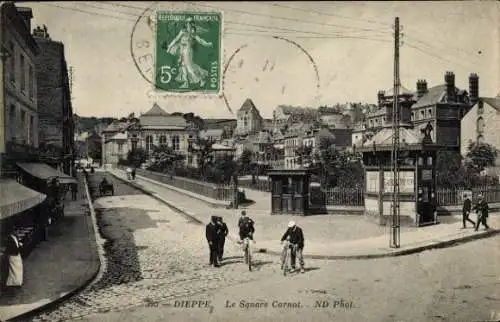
[154,11,223,95]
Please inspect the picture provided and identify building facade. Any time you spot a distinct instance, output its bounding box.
[1,3,40,177]
[461,96,500,173]
[235,98,263,136]
[33,25,74,174]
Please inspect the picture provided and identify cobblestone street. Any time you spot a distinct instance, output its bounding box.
[29,173,286,322]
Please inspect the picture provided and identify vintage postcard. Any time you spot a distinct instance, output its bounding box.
[0,1,499,322]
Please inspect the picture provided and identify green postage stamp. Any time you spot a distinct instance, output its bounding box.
[155,11,222,95]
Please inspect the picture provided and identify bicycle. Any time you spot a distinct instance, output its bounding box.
[281,239,297,276]
[242,237,253,271]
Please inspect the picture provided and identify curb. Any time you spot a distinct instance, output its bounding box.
[257,229,500,260]
[108,171,204,225]
[134,173,230,209]
[8,176,105,322]
[108,171,500,261]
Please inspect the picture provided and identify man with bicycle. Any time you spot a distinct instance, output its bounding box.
[238,210,255,263]
[281,221,305,273]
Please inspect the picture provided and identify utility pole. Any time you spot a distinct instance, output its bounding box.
[390,17,402,248]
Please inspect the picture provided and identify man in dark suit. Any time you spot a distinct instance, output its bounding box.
[474,194,490,231]
[462,193,475,228]
[280,221,305,273]
[216,216,228,262]
[205,216,220,267]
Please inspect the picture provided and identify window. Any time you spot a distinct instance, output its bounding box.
[243,116,248,127]
[8,41,15,83]
[411,112,415,121]
[28,65,34,99]
[20,54,26,92]
[9,105,16,141]
[146,135,154,153]
[20,110,26,144]
[172,135,180,150]
[477,135,484,143]
[159,135,167,145]
[29,116,34,145]
[428,109,432,118]
[420,110,425,119]
[477,117,484,134]
[478,101,484,115]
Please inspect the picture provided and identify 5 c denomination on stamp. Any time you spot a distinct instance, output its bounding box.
[155,11,222,95]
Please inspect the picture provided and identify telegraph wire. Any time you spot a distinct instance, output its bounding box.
[404,41,474,69]
[37,3,136,22]
[269,2,391,28]
[58,2,391,40]
[190,1,389,33]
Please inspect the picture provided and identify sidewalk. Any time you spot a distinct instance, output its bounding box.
[108,168,500,260]
[0,174,102,321]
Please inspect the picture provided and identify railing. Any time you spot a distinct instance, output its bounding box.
[436,186,500,206]
[117,166,500,207]
[120,166,233,201]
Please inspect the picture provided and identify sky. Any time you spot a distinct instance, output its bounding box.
[23,1,500,119]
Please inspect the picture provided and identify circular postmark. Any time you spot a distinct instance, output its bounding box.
[130,2,225,98]
[221,36,321,114]
[131,3,321,115]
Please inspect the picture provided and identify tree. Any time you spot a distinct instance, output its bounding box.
[88,140,102,161]
[190,138,214,177]
[127,147,147,167]
[209,155,238,184]
[149,145,185,172]
[238,148,253,175]
[465,141,498,173]
[295,144,313,168]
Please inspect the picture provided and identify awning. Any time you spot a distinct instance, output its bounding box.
[0,179,47,220]
[17,162,77,184]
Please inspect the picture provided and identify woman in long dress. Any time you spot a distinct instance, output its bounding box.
[167,17,213,88]
[5,234,23,288]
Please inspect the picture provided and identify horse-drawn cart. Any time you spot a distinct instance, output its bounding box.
[99,180,114,196]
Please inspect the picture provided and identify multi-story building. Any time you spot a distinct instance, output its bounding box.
[461,95,500,175]
[33,25,74,174]
[1,3,40,176]
[235,98,263,136]
[101,120,130,166]
[410,72,475,147]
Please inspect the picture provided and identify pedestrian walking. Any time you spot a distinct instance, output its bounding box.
[126,167,132,180]
[131,167,136,180]
[474,194,490,231]
[205,216,220,267]
[71,181,78,201]
[461,193,475,228]
[280,221,305,273]
[4,234,24,288]
[216,216,229,262]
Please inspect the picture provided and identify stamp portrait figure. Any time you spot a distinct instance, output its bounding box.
[155,12,222,94]
[166,17,213,89]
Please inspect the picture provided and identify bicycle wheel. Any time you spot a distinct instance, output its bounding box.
[282,249,288,276]
[248,247,252,272]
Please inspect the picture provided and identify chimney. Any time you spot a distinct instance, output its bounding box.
[33,25,51,39]
[377,90,385,107]
[16,7,33,33]
[469,73,479,105]
[444,71,455,102]
[416,79,428,98]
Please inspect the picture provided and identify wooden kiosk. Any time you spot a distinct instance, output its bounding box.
[358,123,440,227]
[267,168,310,215]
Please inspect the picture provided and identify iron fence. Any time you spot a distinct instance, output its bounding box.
[121,167,500,207]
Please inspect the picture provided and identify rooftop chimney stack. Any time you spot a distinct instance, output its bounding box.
[445,71,455,102]
[377,90,385,107]
[416,79,428,98]
[469,73,479,105]
[16,7,33,33]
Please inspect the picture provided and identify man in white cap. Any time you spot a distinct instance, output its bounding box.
[473,194,490,231]
[280,220,305,273]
